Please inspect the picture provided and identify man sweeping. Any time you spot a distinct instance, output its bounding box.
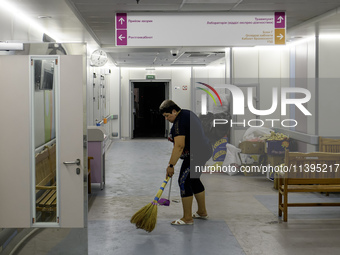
[159,100,212,225]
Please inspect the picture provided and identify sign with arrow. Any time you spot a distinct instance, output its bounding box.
[275,29,286,45]
[116,13,127,29]
[275,12,286,28]
[115,12,286,47]
[274,12,286,44]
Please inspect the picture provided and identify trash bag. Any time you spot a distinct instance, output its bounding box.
[242,127,273,142]
[222,143,242,176]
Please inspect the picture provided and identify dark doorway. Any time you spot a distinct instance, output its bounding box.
[133,82,166,138]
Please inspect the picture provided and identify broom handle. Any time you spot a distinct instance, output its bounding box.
[167,177,172,201]
[153,176,170,203]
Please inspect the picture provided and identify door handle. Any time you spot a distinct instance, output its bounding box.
[63,159,81,166]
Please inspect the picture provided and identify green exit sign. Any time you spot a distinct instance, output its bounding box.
[146,75,155,80]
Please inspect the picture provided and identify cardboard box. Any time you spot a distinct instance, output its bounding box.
[240,153,267,165]
[267,155,285,166]
[239,141,265,154]
[265,139,290,155]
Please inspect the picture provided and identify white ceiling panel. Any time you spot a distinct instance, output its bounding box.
[180,4,236,11]
[2,0,340,67]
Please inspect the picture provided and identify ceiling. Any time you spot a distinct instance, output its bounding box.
[3,0,340,67]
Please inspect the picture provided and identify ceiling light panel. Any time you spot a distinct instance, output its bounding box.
[186,0,240,3]
[72,0,182,4]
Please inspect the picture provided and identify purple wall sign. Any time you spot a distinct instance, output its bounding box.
[116,30,127,45]
[116,13,127,29]
[275,12,285,28]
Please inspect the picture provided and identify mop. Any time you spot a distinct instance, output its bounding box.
[130,176,171,232]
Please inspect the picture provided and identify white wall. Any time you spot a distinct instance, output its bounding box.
[171,68,192,110]
[109,67,121,138]
[286,37,340,140]
[306,38,317,138]
[233,47,259,83]
[318,37,340,136]
[87,65,121,139]
[231,46,290,146]
[258,47,289,124]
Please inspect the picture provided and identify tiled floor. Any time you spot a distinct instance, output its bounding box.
[8,139,340,254]
[88,139,340,255]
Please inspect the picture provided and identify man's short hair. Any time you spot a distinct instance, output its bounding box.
[159,100,181,114]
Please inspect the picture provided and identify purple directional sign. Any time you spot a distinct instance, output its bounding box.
[275,12,285,28]
[116,13,127,29]
[115,12,284,46]
[116,30,127,45]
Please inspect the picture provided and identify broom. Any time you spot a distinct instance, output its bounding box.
[130,176,171,232]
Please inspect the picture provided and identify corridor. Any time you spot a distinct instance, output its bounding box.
[87,139,340,255]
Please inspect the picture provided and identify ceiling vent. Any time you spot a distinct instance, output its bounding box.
[172,51,225,66]
[187,52,212,58]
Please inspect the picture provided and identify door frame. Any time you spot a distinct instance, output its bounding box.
[30,55,61,227]
[129,79,171,139]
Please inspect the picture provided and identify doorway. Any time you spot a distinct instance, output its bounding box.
[132,82,168,138]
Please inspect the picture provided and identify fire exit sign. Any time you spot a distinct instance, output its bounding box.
[146,75,155,79]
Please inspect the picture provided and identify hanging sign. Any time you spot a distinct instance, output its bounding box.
[115,12,286,47]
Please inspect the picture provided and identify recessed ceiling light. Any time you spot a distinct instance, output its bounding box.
[38,15,52,19]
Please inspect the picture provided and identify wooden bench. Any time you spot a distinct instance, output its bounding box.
[319,137,340,153]
[35,144,57,218]
[319,137,340,196]
[278,151,340,222]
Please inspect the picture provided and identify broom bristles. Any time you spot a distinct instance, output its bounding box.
[130,202,151,222]
[130,202,158,232]
[130,177,170,232]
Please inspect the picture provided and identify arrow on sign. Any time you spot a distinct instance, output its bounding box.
[118,17,125,25]
[277,34,284,40]
[118,34,126,41]
[277,16,284,23]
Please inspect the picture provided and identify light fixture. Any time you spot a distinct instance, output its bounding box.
[0,42,24,51]
[37,15,52,19]
[0,0,61,42]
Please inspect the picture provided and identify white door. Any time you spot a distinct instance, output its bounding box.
[0,56,31,228]
[0,54,85,228]
[58,55,85,227]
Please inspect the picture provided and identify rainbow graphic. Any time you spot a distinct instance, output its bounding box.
[196,82,223,106]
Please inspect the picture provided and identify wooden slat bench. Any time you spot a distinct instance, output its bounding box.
[35,144,57,216]
[278,151,340,222]
[319,137,340,153]
[319,137,340,196]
